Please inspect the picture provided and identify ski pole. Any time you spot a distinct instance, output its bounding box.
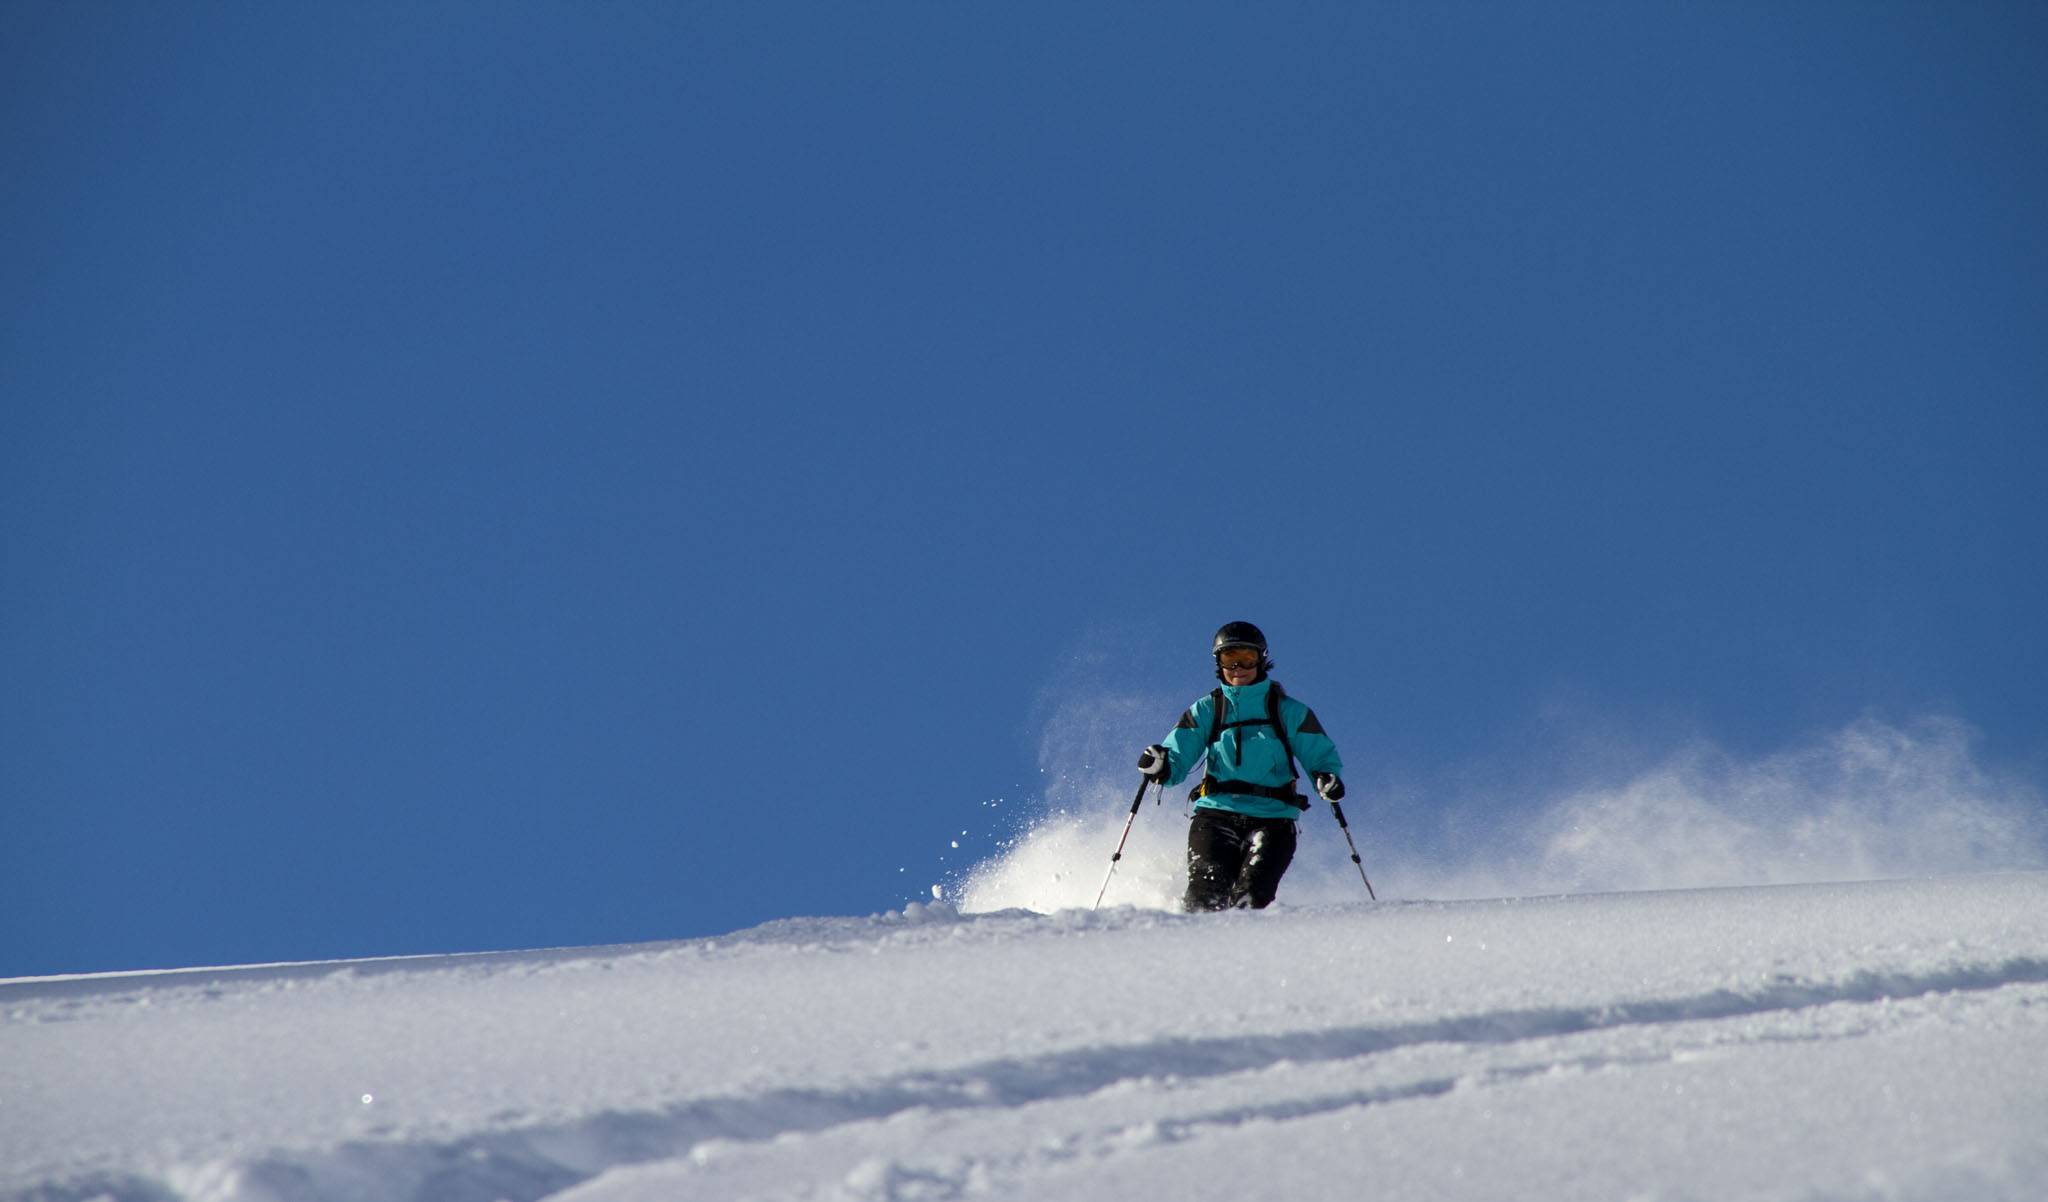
[1328,800,1377,900]
[1093,775,1155,910]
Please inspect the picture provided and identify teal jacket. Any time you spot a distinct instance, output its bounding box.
[1158,678,1344,820]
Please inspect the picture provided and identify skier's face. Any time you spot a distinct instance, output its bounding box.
[1218,648,1260,684]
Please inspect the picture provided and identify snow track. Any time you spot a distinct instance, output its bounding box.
[7,874,2047,1201]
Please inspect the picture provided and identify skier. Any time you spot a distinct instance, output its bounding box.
[1137,622,1347,911]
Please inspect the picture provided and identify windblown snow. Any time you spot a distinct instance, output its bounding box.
[5,872,2046,1201]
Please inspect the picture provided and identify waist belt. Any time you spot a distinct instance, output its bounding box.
[1191,777,1309,810]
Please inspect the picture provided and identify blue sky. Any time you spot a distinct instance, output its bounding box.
[5,3,2044,976]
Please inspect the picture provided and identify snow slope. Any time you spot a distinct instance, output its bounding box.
[5,872,2046,1202]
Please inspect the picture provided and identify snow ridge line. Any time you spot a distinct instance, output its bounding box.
[12,953,2043,1202]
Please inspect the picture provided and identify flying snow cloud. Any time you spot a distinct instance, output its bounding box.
[1411,713,2048,900]
[959,699,2048,913]
[955,685,1189,913]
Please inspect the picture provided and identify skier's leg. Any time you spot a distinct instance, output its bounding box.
[1233,817,1299,909]
[1184,810,1249,912]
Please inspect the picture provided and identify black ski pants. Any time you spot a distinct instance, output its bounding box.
[1184,809,1298,912]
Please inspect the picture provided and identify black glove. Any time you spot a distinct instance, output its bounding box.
[1137,744,1171,782]
[1313,772,1345,801]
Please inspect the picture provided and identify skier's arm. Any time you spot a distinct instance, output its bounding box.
[1156,696,1215,787]
[1285,697,1344,779]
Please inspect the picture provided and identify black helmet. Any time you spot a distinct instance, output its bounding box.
[1212,621,1267,656]
[1212,621,1271,682]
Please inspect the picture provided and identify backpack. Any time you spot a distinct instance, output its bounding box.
[1187,681,1309,810]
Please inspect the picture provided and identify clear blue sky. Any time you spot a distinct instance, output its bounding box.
[5,3,2044,976]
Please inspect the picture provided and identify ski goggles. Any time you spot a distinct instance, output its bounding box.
[1217,648,1262,670]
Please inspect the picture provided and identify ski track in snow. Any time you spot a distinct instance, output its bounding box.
[6,874,2048,1202]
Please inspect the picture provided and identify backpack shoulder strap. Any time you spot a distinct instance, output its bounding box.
[1267,681,1299,781]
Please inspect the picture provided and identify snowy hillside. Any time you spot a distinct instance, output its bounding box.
[5,872,2046,1202]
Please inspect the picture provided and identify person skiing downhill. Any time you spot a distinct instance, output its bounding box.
[1137,622,1347,911]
